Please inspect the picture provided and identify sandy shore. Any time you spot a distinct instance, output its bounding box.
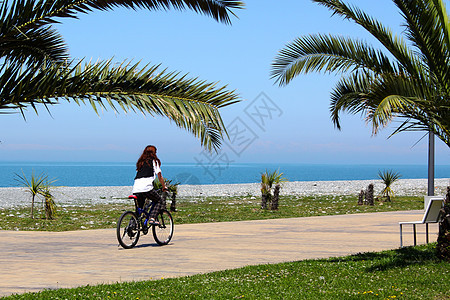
[0,178,448,209]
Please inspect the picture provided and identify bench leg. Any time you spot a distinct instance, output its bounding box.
[413,224,417,246]
[426,223,429,244]
[399,224,403,248]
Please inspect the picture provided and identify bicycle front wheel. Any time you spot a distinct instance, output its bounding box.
[152,210,174,245]
[117,211,140,249]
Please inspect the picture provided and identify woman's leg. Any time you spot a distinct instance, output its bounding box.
[145,189,163,219]
[133,193,146,209]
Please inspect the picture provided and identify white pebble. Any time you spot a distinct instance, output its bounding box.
[0,178,448,208]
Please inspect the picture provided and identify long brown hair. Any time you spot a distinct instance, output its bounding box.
[136,145,161,170]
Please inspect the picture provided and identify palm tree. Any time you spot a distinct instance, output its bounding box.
[260,169,286,210]
[0,0,244,151]
[41,184,57,220]
[271,0,450,147]
[15,170,49,218]
[378,169,401,202]
[153,177,179,210]
[260,172,271,210]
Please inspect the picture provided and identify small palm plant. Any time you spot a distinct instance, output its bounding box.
[153,178,180,210]
[15,170,48,219]
[378,170,401,202]
[168,182,179,212]
[260,169,287,210]
[260,173,271,210]
[41,184,57,220]
[271,171,287,210]
[161,179,180,212]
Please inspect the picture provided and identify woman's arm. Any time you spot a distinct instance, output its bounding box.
[157,171,168,192]
[153,160,167,191]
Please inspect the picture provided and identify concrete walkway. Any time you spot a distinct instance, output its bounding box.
[0,210,438,297]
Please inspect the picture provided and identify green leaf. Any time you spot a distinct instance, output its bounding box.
[0,60,241,150]
[272,0,450,147]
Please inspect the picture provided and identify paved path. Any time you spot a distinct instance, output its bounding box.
[0,210,438,297]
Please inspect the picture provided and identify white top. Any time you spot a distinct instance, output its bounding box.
[132,160,162,193]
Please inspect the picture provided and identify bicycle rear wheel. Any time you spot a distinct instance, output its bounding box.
[117,211,140,249]
[152,210,174,245]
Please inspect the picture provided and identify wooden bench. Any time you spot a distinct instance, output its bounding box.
[399,198,443,247]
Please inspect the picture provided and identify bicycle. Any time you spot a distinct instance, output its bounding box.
[117,190,174,249]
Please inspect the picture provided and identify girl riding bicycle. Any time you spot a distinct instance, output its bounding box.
[132,145,168,225]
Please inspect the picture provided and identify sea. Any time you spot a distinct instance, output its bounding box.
[0,161,449,188]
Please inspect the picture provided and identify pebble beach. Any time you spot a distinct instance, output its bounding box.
[0,178,448,209]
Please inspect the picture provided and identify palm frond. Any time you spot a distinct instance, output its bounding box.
[378,169,402,183]
[431,0,450,51]
[0,60,240,150]
[311,0,424,78]
[362,73,450,140]
[329,72,374,130]
[388,116,450,145]
[328,69,450,145]
[393,0,450,91]
[0,25,68,65]
[14,169,49,196]
[261,169,286,187]
[271,34,397,86]
[370,95,416,133]
[0,0,243,66]
[7,0,243,33]
[275,0,450,147]
[378,169,401,198]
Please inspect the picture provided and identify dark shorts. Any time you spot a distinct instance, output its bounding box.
[133,189,162,219]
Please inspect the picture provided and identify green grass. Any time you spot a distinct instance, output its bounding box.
[0,195,424,231]
[1,195,447,299]
[3,243,449,299]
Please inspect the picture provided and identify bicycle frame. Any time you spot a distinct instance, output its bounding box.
[134,199,157,228]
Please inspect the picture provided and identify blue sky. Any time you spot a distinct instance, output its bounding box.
[0,0,449,165]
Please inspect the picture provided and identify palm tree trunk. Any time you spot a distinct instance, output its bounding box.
[367,184,374,206]
[31,194,35,219]
[437,187,450,260]
[261,193,268,209]
[45,197,50,220]
[170,192,177,212]
[271,184,280,210]
[161,191,167,210]
[358,190,364,205]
